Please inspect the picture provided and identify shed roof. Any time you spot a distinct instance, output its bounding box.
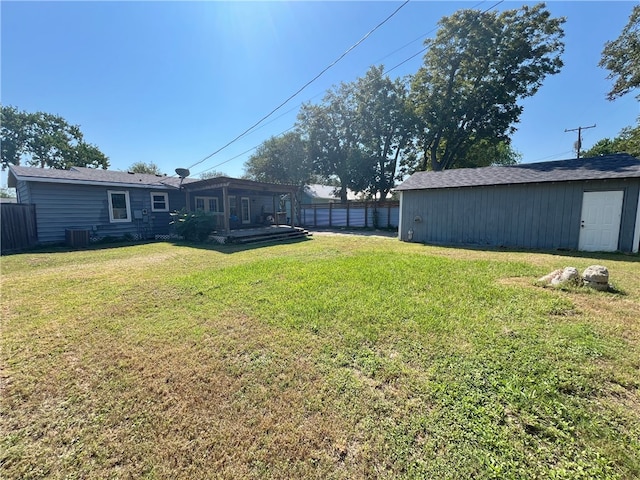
[395,153,640,191]
[8,165,195,189]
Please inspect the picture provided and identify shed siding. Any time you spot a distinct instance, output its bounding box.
[620,182,640,252]
[400,179,640,252]
[23,181,185,243]
[16,181,31,204]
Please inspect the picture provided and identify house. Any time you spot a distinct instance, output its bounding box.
[395,153,640,253]
[7,165,300,245]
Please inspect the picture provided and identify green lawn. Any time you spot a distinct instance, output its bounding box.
[1,234,639,479]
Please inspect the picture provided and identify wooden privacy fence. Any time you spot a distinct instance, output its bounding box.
[1,203,38,254]
[300,201,399,229]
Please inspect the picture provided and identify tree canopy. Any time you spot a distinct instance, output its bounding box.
[128,161,163,175]
[600,5,640,100]
[243,132,311,185]
[351,66,413,199]
[248,3,565,195]
[409,3,565,171]
[1,106,109,170]
[297,83,362,202]
[294,66,413,200]
[582,121,640,158]
[199,170,228,179]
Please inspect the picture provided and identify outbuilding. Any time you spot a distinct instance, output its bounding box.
[395,153,640,253]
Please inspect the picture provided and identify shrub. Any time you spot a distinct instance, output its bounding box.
[170,209,216,242]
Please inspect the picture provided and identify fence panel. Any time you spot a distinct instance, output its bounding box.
[300,202,399,229]
[1,203,38,254]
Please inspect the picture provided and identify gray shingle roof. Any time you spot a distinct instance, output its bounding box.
[395,153,640,191]
[8,165,197,189]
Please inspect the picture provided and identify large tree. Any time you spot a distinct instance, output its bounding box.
[297,84,363,202]
[1,106,109,170]
[352,66,413,199]
[600,5,640,100]
[243,132,312,185]
[297,67,414,201]
[409,3,565,171]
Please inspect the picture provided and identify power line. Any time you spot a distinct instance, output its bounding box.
[388,0,504,74]
[378,0,487,67]
[193,125,297,178]
[195,0,508,176]
[528,150,574,163]
[185,0,411,172]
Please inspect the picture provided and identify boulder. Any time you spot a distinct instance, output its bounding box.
[554,267,580,286]
[537,269,563,285]
[582,265,610,291]
[537,267,581,287]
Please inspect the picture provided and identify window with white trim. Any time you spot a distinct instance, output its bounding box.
[195,196,219,213]
[151,192,169,212]
[108,190,131,222]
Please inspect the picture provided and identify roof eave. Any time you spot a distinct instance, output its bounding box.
[9,174,179,190]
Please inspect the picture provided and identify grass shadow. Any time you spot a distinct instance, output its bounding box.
[169,235,313,255]
[414,241,640,264]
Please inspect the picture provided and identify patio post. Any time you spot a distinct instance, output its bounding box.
[222,186,230,234]
[290,191,295,228]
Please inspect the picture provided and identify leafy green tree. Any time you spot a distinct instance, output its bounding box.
[457,140,522,168]
[243,132,311,185]
[582,122,640,158]
[409,3,565,171]
[128,161,163,175]
[1,106,109,170]
[352,66,413,199]
[298,84,362,202]
[600,5,640,100]
[69,141,111,170]
[1,106,30,168]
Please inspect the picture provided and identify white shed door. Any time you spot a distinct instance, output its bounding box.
[578,191,623,252]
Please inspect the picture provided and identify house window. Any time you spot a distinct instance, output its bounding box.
[151,192,169,212]
[108,190,131,223]
[241,197,251,224]
[195,196,219,213]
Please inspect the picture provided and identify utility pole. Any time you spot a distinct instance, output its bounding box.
[565,124,596,159]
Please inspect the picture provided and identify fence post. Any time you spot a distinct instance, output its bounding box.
[329,202,333,227]
[363,202,367,228]
[346,202,350,227]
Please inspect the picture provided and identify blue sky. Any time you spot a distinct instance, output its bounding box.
[2,1,638,184]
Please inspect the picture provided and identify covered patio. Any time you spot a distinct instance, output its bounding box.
[182,176,299,234]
